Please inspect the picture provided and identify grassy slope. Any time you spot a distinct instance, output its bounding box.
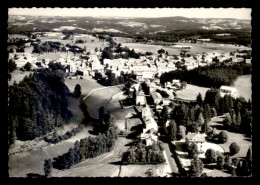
[83,86,121,119]
[65,78,103,96]
[175,84,209,101]
[8,70,33,86]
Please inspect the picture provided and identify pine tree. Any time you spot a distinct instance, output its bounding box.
[197,113,205,127]
[188,108,195,122]
[73,84,82,97]
[189,155,203,177]
[196,93,203,106]
[167,120,178,141]
[44,159,52,177]
[245,147,252,175]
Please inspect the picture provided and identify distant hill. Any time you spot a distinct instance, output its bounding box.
[8,15,251,35]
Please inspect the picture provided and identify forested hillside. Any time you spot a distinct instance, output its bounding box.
[8,67,72,144]
[160,63,251,88]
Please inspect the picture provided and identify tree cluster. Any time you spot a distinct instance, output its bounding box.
[160,63,251,88]
[122,142,165,164]
[52,126,118,170]
[44,126,81,144]
[8,68,72,144]
[204,89,252,136]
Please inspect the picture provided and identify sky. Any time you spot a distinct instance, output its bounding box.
[8,8,251,20]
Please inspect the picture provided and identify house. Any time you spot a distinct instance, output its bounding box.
[172,79,181,87]
[185,132,206,154]
[141,131,158,146]
[140,105,158,146]
[141,104,152,122]
[220,86,238,98]
[136,95,146,106]
[151,91,163,105]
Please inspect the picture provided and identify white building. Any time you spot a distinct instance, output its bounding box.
[220,86,238,98]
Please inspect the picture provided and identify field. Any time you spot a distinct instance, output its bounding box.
[233,75,251,101]
[175,84,209,101]
[38,32,109,53]
[8,70,33,86]
[65,77,103,96]
[83,86,121,119]
[208,116,252,158]
[51,137,127,177]
[120,42,250,55]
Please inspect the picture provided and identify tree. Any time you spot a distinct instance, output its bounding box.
[188,108,195,122]
[24,62,32,71]
[204,104,212,122]
[229,142,240,156]
[189,155,204,177]
[205,148,216,163]
[244,147,252,175]
[216,152,225,169]
[223,113,232,128]
[73,84,81,97]
[99,106,106,121]
[196,93,203,106]
[218,131,228,143]
[187,142,199,158]
[201,120,208,134]
[204,88,220,110]
[167,120,178,141]
[160,106,169,126]
[211,107,217,117]
[157,48,165,54]
[8,59,17,72]
[224,155,232,170]
[197,113,205,127]
[44,159,52,177]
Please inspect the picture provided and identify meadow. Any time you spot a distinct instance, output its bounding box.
[120,41,250,55]
[233,75,251,101]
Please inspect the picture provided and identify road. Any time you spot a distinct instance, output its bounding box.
[161,142,179,174]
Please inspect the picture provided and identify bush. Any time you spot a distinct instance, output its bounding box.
[229,142,240,156]
[218,131,228,143]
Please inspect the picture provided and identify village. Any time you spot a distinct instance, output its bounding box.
[7,29,252,178]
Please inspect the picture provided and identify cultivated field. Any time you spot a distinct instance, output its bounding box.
[175,84,209,101]
[233,75,251,101]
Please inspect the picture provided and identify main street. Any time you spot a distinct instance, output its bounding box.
[161,142,179,175]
